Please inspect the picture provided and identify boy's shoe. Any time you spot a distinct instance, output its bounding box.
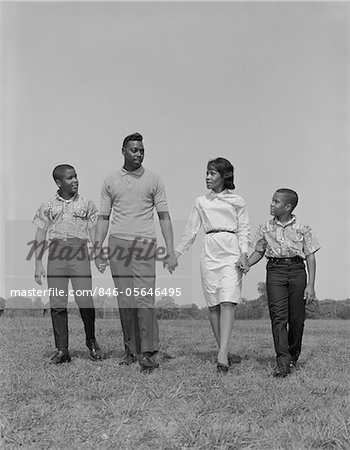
[50,349,71,364]
[290,360,300,371]
[273,363,291,378]
[86,338,103,361]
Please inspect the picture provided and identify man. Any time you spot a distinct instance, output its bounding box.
[33,164,102,364]
[95,132,177,371]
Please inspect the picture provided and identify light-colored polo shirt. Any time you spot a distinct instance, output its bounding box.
[99,166,169,240]
[33,192,98,241]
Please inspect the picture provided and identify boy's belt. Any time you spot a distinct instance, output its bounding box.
[268,256,304,263]
[206,230,236,234]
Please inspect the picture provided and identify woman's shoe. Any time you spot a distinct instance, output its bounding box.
[216,363,229,373]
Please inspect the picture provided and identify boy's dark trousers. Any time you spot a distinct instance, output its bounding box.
[47,239,95,350]
[266,258,307,365]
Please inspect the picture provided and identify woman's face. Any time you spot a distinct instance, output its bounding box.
[206,166,224,192]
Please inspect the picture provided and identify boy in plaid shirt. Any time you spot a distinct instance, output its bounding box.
[245,188,320,377]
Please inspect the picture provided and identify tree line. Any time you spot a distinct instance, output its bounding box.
[2,283,350,320]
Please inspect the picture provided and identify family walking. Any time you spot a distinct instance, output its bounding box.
[33,132,320,377]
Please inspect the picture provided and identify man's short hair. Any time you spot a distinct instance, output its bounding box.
[52,164,75,182]
[122,132,143,149]
[276,188,299,211]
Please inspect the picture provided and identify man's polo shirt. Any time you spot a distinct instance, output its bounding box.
[33,193,98,241]
[99,166,169,240]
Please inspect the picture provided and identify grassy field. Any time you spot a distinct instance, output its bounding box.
[1,316,349,449]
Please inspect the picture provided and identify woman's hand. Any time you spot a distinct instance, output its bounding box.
[236,254,250,274]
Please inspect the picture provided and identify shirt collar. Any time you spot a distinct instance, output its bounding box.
[209,188,229,197]
[274,214,296,228]
[55,191,79,203]
[120,166,145,177]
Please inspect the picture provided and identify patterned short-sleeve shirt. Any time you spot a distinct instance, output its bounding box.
[252,215,320,259]
[33,192,98,241]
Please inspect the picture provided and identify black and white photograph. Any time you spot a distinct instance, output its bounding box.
[1,1,349,448]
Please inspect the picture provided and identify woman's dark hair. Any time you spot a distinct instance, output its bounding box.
[207,158,235,189]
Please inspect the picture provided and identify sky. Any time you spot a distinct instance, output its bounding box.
[1,1,349,306]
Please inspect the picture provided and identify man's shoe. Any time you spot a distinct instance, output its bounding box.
[86,338,103,361]
[273,363,291,378]
[119,353,137,366]
[50,350,71,364]
[139,353,159,372]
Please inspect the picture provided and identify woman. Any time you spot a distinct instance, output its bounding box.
[175,158,250,372]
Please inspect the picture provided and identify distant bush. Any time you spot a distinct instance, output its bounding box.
[0,297,5,317]
[337,304,350,320]
[3,291,349,320]
[155,297,208,320]
[305,300,321,319]
[92,295,118,319]
[235,299,269,320]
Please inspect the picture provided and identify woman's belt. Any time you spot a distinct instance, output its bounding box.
[206,230,236,234]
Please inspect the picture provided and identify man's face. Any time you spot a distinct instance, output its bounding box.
[56,168,79,195]
[122,140,144,170]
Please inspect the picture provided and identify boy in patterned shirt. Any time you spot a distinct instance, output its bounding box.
[33,164,102,364]
[245,188,320,377]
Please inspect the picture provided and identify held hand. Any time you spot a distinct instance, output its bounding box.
[163,253,178,274]
[95,256,109,274]
[34,263,46,285]
[303,284,316,304]
[235,260,243,272]
[236,254,250,275]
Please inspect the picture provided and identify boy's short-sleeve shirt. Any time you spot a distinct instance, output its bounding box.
[33,193,98,241]
[99,166,169,240]
[253,215,320,259]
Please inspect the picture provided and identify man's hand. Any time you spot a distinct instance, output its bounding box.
[235,254,250,274]
[95,255,109,274]
[163,252,178,274]
[35,262,46,285]
[304,284,316,304]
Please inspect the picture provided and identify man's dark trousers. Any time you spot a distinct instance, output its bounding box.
[47,239,95,350]
[109,236,159,355]
[266,258,307,365]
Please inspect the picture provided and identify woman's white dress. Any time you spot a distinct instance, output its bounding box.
[176,190,250,307]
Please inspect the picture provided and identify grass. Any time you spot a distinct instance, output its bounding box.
[1,317,350,449]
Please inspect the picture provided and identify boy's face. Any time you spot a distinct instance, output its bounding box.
[56,168,79,195]
[270,192,290,217]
